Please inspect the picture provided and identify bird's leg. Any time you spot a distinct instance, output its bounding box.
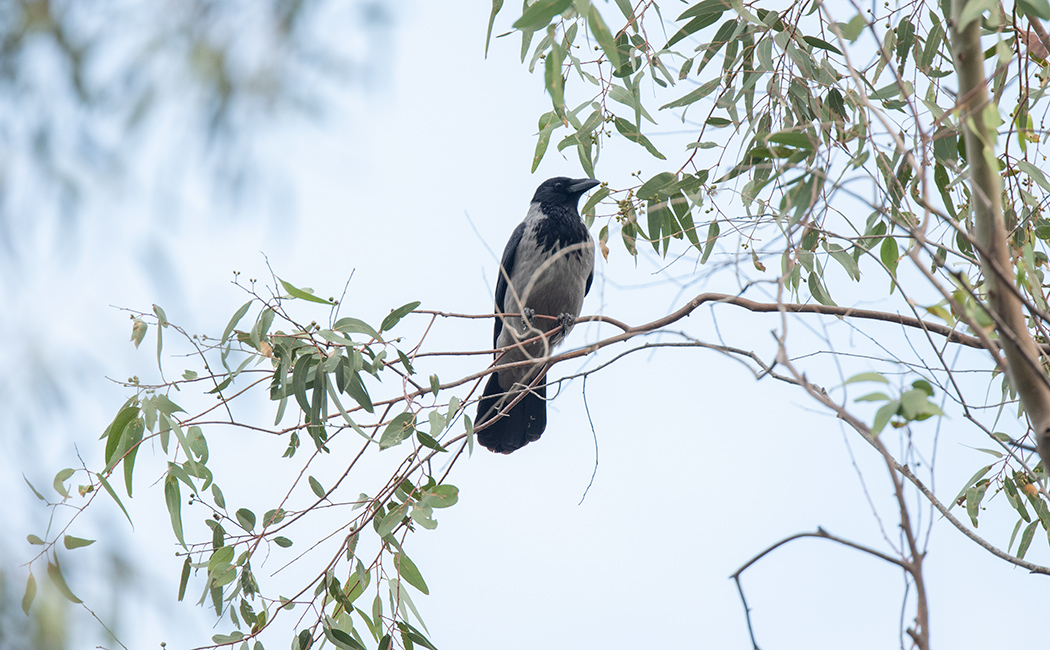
[556,313,575,336]
[518,307,535,333]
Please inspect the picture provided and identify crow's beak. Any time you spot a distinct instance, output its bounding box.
[569,178,601,194]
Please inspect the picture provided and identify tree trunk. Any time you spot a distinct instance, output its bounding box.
[951,2,1050,470]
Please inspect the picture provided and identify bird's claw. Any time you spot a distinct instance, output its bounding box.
[519,307,536,333]
[557,313,575,335]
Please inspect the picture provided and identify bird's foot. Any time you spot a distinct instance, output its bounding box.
[519,307,536,333]
[557,313,575,335]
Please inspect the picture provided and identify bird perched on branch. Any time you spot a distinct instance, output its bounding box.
[476,177,600,454]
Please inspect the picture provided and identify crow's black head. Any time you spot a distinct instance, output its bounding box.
[532,177,601,208]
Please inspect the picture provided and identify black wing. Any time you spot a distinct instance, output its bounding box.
[493,221,527,349]
[584,270,593,296]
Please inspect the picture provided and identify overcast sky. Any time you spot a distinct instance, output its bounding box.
[3,2,1046,649]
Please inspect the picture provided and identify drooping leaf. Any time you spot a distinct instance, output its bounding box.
[130,318,148,348]
[513,0,573,30]
[666,0,729,48]
[379,412,417,450]
[22,573,36,614]
[485,0,504,57]
[588,6,620,69]
[97,472,133,525]
[164,473,186,547]
[613,117,665,159]
[47,559,82,604]
[178,556,191,601]
[395,553,430,595]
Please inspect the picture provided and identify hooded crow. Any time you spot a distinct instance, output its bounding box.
[476,177,600,453]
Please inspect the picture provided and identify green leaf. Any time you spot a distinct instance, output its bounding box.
[334,317,381,341]
[588,6,620,69]
[22,573,36,614]
[178,556,191,601]
[1020,0,1050,20]
[377,501,411,539]
[416,430,447,452]
[872,401,899,435]
[666,1,728,48]
[951,465,992,508]
[236,508,257,532]
[212,633,245,644]
[209,546,235,573]
[324,623,366,650]
[880,236,899,278]
[102,406,138,469]
[395,553,430,595]
[545,39,565,115]
[837,14,866,41]
[122,417,145,496]
[153,304,166,372]
[264,508,287,527]
[212,483,226,510]
[803,35,842,55]
[484,0,504,57]
[381,301,421,333]
[1017,520,1039,558]
[52,468,74,499]
[581,185,609,216]
[275,536,293,548]
[165,473,186,547]
[660,77,720,110]
[637,172,677,201]
[420,485,459,509]
[532,111,559,172]
[130,318,147,348]
[344,370,374,414]
[513,0,572,30]
[63,535,95,550]
[222,301,253,345]
[1017,160,1050,193]
[398,623,439,650]
[27,534,44,545]
[808,272,836,306]
[24,475,46,502]
[379,412,416,450]
[855,392,890,403]
[700,220,719,264]
[279,277,335,305]
[291,353,315,415]
[824,242,860,281]
[97,472,133,525]
[845,372,889,385]
[309,476,326,499]
[47,559,82,604]
[767,131,814,151]
[613,117,665,159]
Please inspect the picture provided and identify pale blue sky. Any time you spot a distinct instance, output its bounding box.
[2,2,1045,649]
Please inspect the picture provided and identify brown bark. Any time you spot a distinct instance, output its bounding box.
[951,3,1050,470]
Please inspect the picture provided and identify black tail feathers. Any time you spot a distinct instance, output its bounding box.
[476,373,547,454]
